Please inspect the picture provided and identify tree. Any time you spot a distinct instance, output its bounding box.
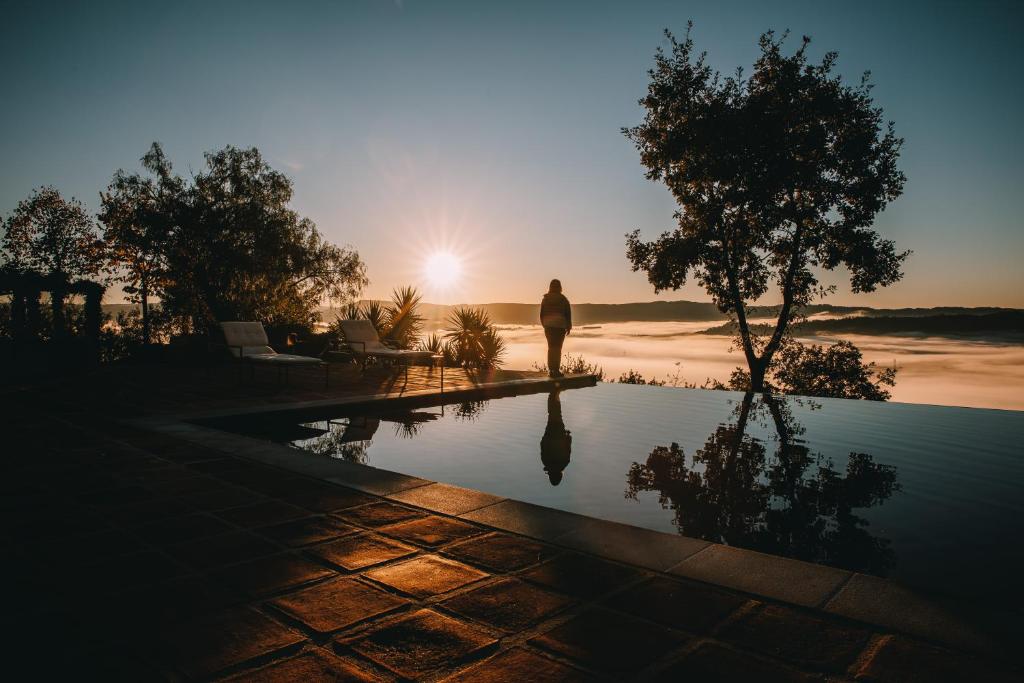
[625,26,908,391]
[2,186,105,335]
[128,143,368,330]
[99,143,181,344]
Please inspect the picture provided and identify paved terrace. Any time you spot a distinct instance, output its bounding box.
[1,364,1020,681]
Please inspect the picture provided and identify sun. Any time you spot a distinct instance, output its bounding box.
[423,251,462,290]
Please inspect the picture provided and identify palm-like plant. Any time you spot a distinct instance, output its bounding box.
[444,306,505,369]
[384,286,423,350]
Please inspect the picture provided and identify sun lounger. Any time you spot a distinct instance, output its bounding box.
[219,321,329,387]
[338,319,443,388]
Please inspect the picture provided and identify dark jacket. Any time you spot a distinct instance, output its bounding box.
[540,292,572,330]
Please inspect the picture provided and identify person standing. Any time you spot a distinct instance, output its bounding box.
[540,278,571,378]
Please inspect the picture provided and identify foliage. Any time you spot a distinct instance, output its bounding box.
[444,306,507,369]
[383,286,423,349]
[532,353,604,380]
[332,286,425,351]
[625,26,908,391]
[103,143,367,331]
[98,143,181,343]
[2,186,106,282]
[616,369,666,386]
[728,339,897,400]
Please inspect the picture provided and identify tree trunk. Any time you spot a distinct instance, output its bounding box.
[748,358,769,393]
[141,278,151,345]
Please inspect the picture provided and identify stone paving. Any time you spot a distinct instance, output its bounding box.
[1,389,1021,681]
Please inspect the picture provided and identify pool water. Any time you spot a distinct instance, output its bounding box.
[206,383,1024,604]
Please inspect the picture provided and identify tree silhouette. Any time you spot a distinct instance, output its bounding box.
[99,143,181,344]
[2,187,105,336]
[102,143,368,331]
[625,26,908,391]
[625,392,900,575]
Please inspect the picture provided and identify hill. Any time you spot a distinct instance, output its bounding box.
[699,311,1024,340]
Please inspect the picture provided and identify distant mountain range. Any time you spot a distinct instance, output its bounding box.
[101,300,1023,339]
[700,311,1024,340]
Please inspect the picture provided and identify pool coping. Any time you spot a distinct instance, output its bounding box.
[124,374,1015,660]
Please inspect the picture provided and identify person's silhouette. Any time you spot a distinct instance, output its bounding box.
[540,390,572,485]
[540,279,572,377]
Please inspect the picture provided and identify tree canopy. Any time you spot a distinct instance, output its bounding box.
[625,26,908,390]
[101,143,368,332]
[2,186,105,282]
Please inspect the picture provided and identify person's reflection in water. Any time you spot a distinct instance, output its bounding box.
[540,390,572,485]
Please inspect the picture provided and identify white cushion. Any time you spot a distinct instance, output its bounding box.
[366,349,433,359]
[220,321,269,347]
[339,319,389,352]
[244,353,323,365]
[229,344,275,358]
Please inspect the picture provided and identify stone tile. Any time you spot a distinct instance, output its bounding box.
[137,513,235,545]
[603,575,747,634]
[209,553,336,597]
[109,576,237,626]
[669,544,851,608]
[335,501,427,529]
[441,648,595,683]
[824,573,1005,656]
[100,498,194,526]
[443,533,556,571]
[76,550,187,593]
[344,609,496,679]
[323,465,432,497]
[176,485,263,511]
[260,516,359,547]
[163,530,280,570]
[364,555,488,598]
[530,607,687,675]
[553,518,710,572]
[724,603,873,672]
[460,500,587,542]
[224,649,381,682]
[660,641,816,682]
[158,607,304,679]
[215,500,312,528]
[379,516,485,548]
[76,485,157,506]
[441,578,573,632]
[854,635,1020,683]
[282,484,375,512]
[388,482,505,516]
[308,534,418,571]
[519,552,645,600]
[29,529,148,565]
[271,577,408,635]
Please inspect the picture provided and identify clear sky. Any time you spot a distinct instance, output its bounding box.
[2,0,1022,307]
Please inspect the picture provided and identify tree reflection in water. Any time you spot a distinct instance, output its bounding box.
[624,392,901,575]
[294,400,490,463]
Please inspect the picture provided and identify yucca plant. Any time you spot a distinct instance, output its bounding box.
[384,286,423,350]
[444,306,505,369]
[478,327,507,368]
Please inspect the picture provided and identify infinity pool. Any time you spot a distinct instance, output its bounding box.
[205,383,1024,605]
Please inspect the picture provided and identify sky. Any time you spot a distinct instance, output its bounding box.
[2,0,1022,307]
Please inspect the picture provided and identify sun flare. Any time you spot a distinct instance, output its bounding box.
[423,251,462,290]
